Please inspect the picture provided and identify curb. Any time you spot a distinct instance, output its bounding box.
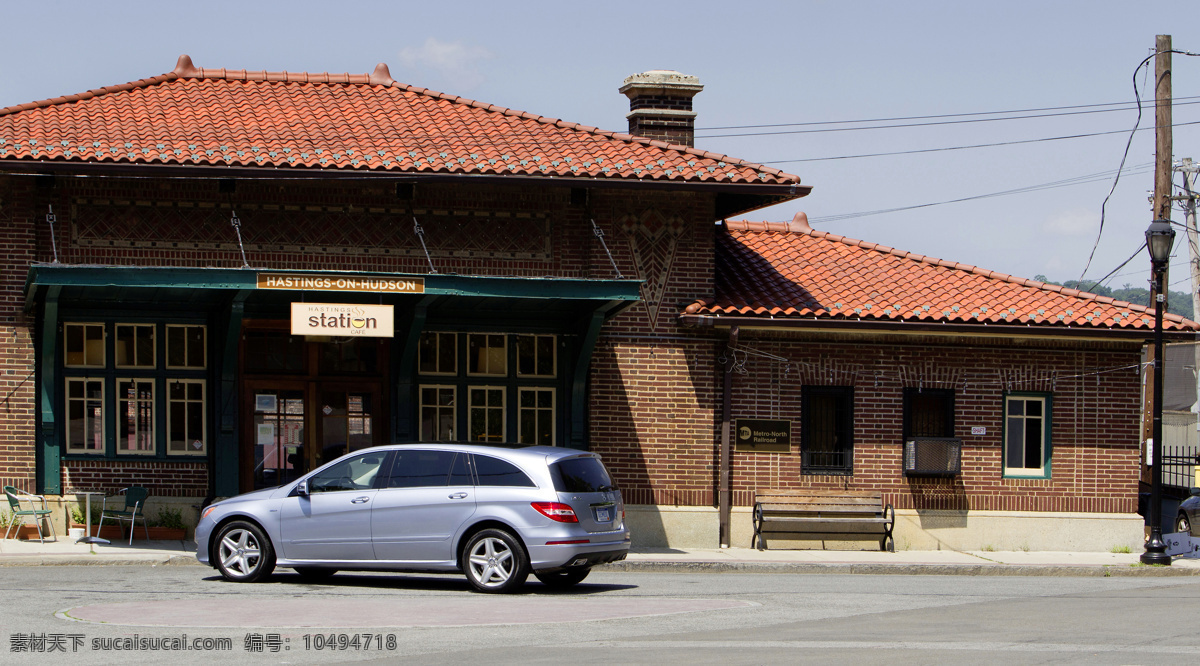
[0,554,202,567]
[599,560,1200,577]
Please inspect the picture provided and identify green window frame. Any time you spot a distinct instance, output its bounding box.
[418,332,457,376]
[1003,392,1052,478]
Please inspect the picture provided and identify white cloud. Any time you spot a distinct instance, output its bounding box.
[397,37,493,90]
[1042,208,1097,237]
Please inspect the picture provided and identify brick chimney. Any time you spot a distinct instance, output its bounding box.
[619,70,703,147]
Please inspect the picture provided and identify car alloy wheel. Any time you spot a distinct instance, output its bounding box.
[214,520,276,583]
[1178,513,1192,536]
[534,567,591,589]
[464,528,529,593]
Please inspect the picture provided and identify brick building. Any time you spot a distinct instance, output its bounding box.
[0,57,1190,550]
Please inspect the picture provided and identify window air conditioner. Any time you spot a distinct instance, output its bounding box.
[904,437,962,476]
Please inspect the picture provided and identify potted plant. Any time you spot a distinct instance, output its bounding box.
[147,506,187,540]
[69,503,122,540]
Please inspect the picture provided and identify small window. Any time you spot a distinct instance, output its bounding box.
[903,388,955,440]
[419,332,457,375]
[1004,393,1051,478]
[467,334,506,376]
[468,387,505,442]
[167,379,206,455]
[801,386,854,475]
[65,323,105,368]
[167,325,206,369]
[309,452,385,493]
[66,378,104,453]
[420,386,456,441]
[473,455,535,487]
[115,324,156,368]
[518,388,555,446]
[516,334,556,377]
[386,450,470,488]
[117,379,155,455]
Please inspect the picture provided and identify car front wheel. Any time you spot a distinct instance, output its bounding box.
[534,567,591,589]
[214,520,276,583]
[463,528,529,593]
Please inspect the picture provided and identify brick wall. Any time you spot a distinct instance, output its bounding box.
[0,177,38,492]
[591,331,1143,515]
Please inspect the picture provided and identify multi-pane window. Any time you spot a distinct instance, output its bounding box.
[420,386,456,441]
[64,322,207,458]
[65,323,105,367]
[801,386,854,475]
[1005,394,1051,477]
[115,324,155,368]
[467,334,506,376]
[166,325,206,369]
[518,388,555,446]
[168,380,206,455]
[468,387,505,442]
[419,332,457,375]
[516,335,556,377]
[903,388,955,440]
[65,378,104,453]
[117,379,154,454]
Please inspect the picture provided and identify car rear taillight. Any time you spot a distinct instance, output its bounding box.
[531,502,578,523]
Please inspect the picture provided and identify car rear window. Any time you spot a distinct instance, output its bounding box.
[551,457,616,493]
[473,454,536,487]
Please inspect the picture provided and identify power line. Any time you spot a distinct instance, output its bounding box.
[806,163,1153,224]
[760,120,1200,165]
[696,100,1200,139]
[696,96,1200,132]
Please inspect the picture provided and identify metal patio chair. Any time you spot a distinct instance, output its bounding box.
[97,486,150,545]
[4,485,57,543]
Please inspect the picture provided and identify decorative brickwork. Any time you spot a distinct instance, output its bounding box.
[62,460,208,497]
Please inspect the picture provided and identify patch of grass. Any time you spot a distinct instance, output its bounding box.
[1020,544,1030,553]
[981,544,995,552]
[1110,544,1133,554]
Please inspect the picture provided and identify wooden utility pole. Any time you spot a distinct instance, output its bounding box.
[1144,35,1172,477]
[1155,34,1173,221]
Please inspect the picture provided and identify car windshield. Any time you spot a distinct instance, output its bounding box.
[551,457,616,493]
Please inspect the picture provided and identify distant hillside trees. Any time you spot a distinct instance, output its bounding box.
[1035,276,1194,320]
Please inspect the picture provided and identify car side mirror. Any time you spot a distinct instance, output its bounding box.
[295,480,309,497]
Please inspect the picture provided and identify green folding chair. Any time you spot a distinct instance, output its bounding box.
[4,485,57,543]
[97,486,150,545]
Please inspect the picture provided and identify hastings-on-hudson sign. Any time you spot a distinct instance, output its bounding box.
[259,272,424,294]
[291,303,394,338]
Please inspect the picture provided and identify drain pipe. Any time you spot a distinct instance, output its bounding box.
[719,325,738,547]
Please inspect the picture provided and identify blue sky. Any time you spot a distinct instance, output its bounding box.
[2,1,1198,291]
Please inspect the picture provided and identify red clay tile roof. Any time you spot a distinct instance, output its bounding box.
[683,216,1199,332]
[0,55,802,187]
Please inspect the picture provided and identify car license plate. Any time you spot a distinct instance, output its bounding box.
[594,506,612,522]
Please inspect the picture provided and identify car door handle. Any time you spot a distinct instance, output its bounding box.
[448,492,468,499]
[351,496,370,504]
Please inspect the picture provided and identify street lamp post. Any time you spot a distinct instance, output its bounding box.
[1142,218,1175,566]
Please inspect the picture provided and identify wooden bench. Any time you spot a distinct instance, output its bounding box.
[753,489,895,552]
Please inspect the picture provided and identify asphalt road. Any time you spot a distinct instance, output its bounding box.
[3,565,1198,664]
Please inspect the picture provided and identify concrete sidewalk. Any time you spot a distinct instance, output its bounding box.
[3,535,1200,576]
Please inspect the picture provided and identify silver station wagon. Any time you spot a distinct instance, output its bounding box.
[196,444,629,593]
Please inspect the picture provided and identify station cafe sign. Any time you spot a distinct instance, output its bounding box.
[258,272,422,338]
